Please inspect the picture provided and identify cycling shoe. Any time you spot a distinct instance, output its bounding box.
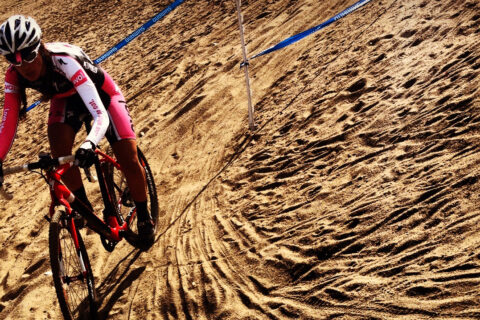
[137,219,155,246]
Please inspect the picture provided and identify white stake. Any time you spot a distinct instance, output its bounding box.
[235,0,255,131]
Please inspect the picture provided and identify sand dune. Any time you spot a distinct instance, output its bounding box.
[0,0,479,319]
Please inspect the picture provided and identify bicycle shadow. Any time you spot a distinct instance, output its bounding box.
[94,249,145,319]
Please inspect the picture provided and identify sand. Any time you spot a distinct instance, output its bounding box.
[0,0,479,319]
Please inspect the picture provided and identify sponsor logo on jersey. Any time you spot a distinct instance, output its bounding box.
[89,99,102,112]
[0,107,10,133]
[83,61,98,74]
[71,70,88,87]
[89,100,97,109]
[4,82,18,94]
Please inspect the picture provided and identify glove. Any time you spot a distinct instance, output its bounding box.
[75,141,96,168]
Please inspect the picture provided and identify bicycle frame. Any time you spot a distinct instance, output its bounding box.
[45,151,129,243]
[2,147,148,251]
[1,140,156,318]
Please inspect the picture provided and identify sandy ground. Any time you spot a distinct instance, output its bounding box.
[0,0,479,319]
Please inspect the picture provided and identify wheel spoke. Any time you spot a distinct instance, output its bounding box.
[54,221,93,317]
[49,148,158,319]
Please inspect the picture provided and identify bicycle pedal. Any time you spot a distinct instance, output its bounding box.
[100,235,117,252]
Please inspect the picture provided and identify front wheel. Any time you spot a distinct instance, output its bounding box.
[49,210,97,320]
[103,147,159,250]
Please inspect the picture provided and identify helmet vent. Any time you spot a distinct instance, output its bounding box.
[4,26,12,49]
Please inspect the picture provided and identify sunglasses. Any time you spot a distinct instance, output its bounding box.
[5,43,40,66]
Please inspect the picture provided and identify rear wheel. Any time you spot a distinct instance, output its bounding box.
[102,147,158,249]
[49,210,97,320]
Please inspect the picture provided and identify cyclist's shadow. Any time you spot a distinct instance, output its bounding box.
[94,248,145,319]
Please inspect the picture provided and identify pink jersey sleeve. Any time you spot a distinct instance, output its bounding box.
[0,67,21,161]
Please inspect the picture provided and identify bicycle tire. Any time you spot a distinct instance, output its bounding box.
[49,210,98,320]
[102,146,159,250]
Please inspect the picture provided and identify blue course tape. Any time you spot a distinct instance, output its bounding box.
[249,0,373,60]
[95,0,185,64]
[27,0,185,111]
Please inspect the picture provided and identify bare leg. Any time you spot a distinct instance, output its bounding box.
[111,139,147,202]
[48,123,83,191]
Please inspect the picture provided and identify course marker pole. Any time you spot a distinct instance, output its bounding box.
[235,0,255,131]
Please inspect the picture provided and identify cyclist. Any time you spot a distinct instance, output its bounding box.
[0,15,155,244]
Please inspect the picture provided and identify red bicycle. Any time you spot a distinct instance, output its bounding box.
[1,147,158,320]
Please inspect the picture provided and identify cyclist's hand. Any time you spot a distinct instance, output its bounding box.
[75,141,96,168]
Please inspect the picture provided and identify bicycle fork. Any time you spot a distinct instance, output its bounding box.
[46,169,90,282]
